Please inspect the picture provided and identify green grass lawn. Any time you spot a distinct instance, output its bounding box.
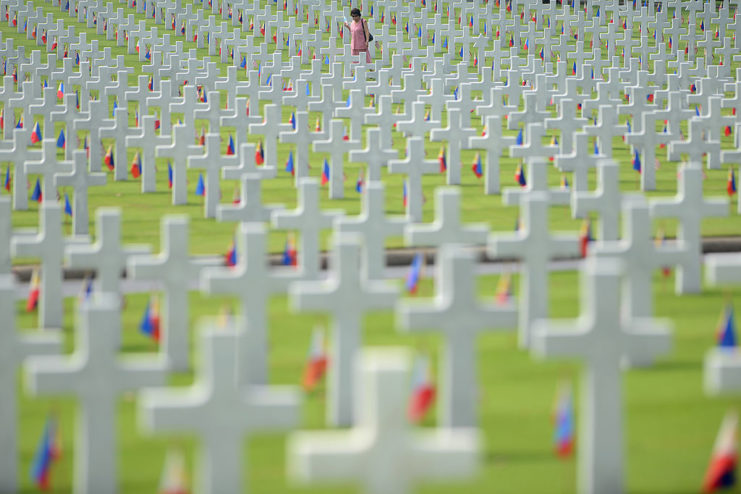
[3,1,741,492]
[1,4,740,261]
[10,268,741,493]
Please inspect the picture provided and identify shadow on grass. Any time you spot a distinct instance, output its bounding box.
[651,359,701,372]
[486,449,556,464]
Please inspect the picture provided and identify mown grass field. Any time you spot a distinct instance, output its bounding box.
[10,269,741,493]
[1,2,739,259]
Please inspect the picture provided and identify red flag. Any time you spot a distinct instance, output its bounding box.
[703,411,738,493]
[302,328,328,391]
[407,354,435,422]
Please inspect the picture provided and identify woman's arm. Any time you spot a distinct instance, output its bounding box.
[363,19,369,42]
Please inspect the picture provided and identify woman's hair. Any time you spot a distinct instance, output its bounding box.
[350,7,361,17]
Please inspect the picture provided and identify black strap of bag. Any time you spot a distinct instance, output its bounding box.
[363,19,374,42]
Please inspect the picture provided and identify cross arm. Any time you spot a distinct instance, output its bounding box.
[288,431,366,483]
[705,253,741,285]
[620,319,672,367]
[11,230,45,258]
[118,357,168,392]
[409,429,480,480]
[127,254,165,280]
[139,387,209,432]
[18,332,62,361]
[531,320,592,359]
[289,280,337,311]
[244,386,300,430]
[487,233,526,260]
[549,235,581,259]
[704,349,741,395]
[25,356,83,396]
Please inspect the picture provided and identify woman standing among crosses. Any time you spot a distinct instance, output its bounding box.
[343,8,372,63]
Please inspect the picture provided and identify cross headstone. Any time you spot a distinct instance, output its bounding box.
[0,199,10,275]
[11,205,84,328]
[25,138,72,202]
[126,115,169,194]
[99,107,139,181]
[156,123,203,206]
[488,193,580,347]
[128,215,221,371]
[467,115,515,195]
[271,178,341,280]
[704,252,741,394]
[531,258,672,494]
[188,133,236,218]
[348,127,398,182]
[397,245,516,427]
[54,150,107,236]
[335,182,407,280]
[571,160,622,242]
[0,127,41,211]
[25,294,168,494]
[430,107,476,185]
[0,274,60,493]
[313,119,357,199]
[290,234,398,426]
[649,165,728,294]
[388,137,439,222]
[201,222,296,385]
[140,323,300,493]
[593,198,689,364]
[288,348,480,494]
[217,173,283,223]
[502,158,571,207]
[405,187,489,248]
[66,207,150,299]
[278,110,317,185]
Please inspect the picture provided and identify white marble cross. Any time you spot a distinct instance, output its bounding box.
[488,193,580,347]
[405,187,489,248]
[140,323,300,494]
[25,138,72,202]
[290,234,398,426]
[398,245,517,427]
[388,137,439,222]
[278,110,316,184]
[156,123,203,206]
[128,215,221,371]
[0,127,40,211]
[288,347,480,494]
[54,150,107,236]
[201,222,297,385]
[0,274,60,493]
[594,198,689,365]
[271,178,341,280]
[532,257,672,494]
[571,160,622,242]
[430,107,476,185]
[468,114,515,195]
[188,132,235,218]
[335,182,407,280]
[649,165,728,294]
[348,127,399,182]
[125,114,168,194]
[25,294,168,494]
[66,206,150,298]
[313,119,357,199]
[217,173,284,223]
[502,158,571,207]
[0,199,9,275]
[703,252,741,395]
[11,205,84,329]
